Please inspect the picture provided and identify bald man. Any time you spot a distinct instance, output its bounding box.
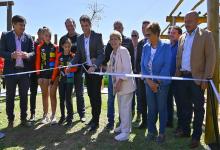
[175,11,216,148]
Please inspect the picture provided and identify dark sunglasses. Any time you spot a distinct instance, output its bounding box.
[131,34,138,37]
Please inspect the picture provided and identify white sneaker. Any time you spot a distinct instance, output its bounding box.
[41,115,49,124]
[50,115,57,125]
[114,133,129,141]
[114,126,121,133]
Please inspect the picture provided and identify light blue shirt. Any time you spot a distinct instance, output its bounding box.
[14,31,24,67]
[84,36,92,66]
[181,28,198,71]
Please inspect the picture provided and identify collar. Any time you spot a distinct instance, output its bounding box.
[13,31,24,41]
[186,27,198,36]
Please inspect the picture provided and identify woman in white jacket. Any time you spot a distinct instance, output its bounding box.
[107,30,136,141]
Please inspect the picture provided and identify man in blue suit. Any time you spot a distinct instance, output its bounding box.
[0,15,34,128]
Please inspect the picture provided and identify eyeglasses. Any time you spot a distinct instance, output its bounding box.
[131,34,138,37]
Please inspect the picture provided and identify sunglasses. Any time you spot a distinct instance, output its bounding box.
[132,34,138,37]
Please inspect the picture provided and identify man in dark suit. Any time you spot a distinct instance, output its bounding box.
[103,21,134,130]
[135,20,150,129]
[70,15,104,131]
[0,15,34,128]
[59,18,86,123]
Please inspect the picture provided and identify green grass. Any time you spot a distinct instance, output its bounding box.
[0,93,208,150]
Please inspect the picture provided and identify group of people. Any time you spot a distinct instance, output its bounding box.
[0,10,216,149]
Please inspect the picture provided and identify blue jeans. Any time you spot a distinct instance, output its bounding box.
[107,76,116,125]
[146,84,169,134]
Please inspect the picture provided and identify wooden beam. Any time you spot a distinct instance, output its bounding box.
[191,0,205,10]
[166,16,207,23]
[160,35,169,39]
[169,0,184,16]
[0,1,14,6]
[205,0,219,145]
[7,5,12,31]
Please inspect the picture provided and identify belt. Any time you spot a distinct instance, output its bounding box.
[180,71,192,76]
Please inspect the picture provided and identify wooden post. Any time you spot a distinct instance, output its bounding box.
[205,0,219,145]
[54,34,58,45]
[7,4,12,31]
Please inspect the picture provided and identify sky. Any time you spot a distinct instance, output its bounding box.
[0,0,207,44]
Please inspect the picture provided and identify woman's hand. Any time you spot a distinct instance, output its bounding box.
[115,79,122,93]
[146,79,159,93]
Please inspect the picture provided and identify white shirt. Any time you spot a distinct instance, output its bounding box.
[84,36,92,66]
[148,47,157,75]
[181,28,198,71]
[14,32,24,67]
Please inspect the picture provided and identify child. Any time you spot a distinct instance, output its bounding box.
[36,27,59,125]
[57,37,77,127]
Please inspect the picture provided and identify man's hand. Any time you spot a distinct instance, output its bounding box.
[11,51,21,59]
[201,81,208,90]
[115,79,122,92]
[20,52,29,59]
[88,66,96,73]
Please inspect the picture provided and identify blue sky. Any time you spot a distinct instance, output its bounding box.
[0,0,207,44]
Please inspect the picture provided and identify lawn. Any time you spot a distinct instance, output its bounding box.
[0,91,208,150]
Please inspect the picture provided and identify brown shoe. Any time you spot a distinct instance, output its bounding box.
[189,139,200,149]
[7,121,14,128]
[175,130,190,138]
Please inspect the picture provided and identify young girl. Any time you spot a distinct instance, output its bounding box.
[56,37,77,127]
[36,27,59,125]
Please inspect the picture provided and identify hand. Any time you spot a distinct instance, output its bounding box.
[88,66,96,73]
[50,80,54,85]
[21,52,29,59]
[201,81,208,90]
[115,79,122,92]
[11,51,21,59]
[146,79,159,93]
[100,65,107,72]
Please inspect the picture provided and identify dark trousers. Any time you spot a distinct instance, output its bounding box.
[85,73,102,125]
[59,80,74,122]
[29,73,38,115]
[179,75,205,140]
[74,69,85,118]
[132,78,142,114]
[5,70,30,122]
[138,79,147,125]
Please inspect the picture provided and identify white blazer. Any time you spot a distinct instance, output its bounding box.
[108,46,136,96]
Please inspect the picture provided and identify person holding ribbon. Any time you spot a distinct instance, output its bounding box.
[141,22,171,143]
[0,15,34,128]
[36,27,59,125]
[107,30,136,141]
[56,37,77,127]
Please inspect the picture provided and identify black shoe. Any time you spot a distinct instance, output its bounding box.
[7,121,14,128]
[29,114,35,122]
[137,123,147,129]
[20,120,32,127]
[156,134,166,144]
[105,123,114,130]
[65,121,73,128]
[58,117,65,125]
[80,116,86,123]
[87,123,99,132]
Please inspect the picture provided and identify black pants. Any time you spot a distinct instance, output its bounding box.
[85,73,102,125]
[74,68,85,118]
[59,80,74,122]
[138,78,147,125]
[29,73,38,115]
[179,75,205,140]
[5,69,30,122]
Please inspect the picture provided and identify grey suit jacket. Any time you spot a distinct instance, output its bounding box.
[71,30,104,68]
[0,31,34,74]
